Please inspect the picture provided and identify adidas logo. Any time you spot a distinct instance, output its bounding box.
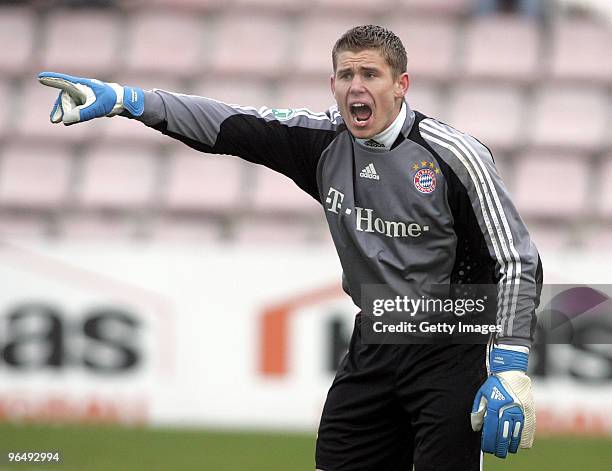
[359,163,380,180]
[364,139,385,148]
[491,386,506,401]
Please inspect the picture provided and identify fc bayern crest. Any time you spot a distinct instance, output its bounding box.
[414,168,437,194]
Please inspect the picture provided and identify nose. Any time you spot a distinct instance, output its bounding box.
[349,75,366,94]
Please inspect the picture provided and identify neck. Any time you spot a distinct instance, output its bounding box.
[356,101,406,150]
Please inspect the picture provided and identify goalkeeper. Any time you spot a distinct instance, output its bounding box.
[39,25,542,471]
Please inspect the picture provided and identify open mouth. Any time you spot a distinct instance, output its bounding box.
[349,103,372,125]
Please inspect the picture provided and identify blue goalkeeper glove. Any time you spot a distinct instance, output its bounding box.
[38,71,144,125]
[470,346,535,458]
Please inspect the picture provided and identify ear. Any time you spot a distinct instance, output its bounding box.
[330,73,336,96]
[395,72,409,98]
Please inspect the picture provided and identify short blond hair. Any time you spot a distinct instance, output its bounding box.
[332,25,407,78]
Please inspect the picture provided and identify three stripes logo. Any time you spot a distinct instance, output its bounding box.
[364,139,385,148]
[360,163,380,180]
[491,386,506,401]
[419,118,520,337]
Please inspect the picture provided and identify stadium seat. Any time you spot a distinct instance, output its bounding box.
[231,0,304,13]
[276,79,336,112]
[599,154,612,218]
[313,0,391,14]
[209,14,289,79]
[447,85,525,153]
[59,215,138,240]
[405,84,442,119]
[547,20,612,85]
[511,152,588,219]
[528,224,571,254]
[529,86,609,152]
[0,215,47,240]
[77,144,159,210]
[123,72,185,93]
[119,0,224,11]
[16,81,108,144]
[104,111,169,145]
[0,143,73,209]
[388,17,459,82]
[124,12,205,77]
[250,166,321,214]
[0,80,11,140]
[164,148,245,212]
[398,0,471,16]
[293,15,372,77]
[40,10,120,77]
[0,7,35,76]
[462,16,540,83]
[190,79,272,108]
[108,74,183,95]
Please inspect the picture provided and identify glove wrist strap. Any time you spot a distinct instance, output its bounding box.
[122,86,145,117]
[490,347,528,373]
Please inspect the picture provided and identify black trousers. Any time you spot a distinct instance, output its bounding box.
[316,313,487,471]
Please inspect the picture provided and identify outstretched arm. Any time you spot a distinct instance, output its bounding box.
[38,71,341,201]
[135,89,340,198]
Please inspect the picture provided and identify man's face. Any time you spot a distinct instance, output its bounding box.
[331,48,409,139]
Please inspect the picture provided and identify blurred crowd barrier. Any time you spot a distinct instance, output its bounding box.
[0,245,610,434]
[0,0,609,252]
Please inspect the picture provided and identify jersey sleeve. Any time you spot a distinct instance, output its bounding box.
[130,89,342,200]
[419,118,543,348]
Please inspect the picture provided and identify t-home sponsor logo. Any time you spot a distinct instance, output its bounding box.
[355,207,429,238]
[325,187,429,238]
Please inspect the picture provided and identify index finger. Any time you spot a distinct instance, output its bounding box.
[38,72,88,104]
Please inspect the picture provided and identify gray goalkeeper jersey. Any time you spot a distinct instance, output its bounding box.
[134,91,542,347]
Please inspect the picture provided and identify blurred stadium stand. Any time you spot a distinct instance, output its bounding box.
[163,147,245,213]
[462,16,541,83]
[0,0,610,249]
